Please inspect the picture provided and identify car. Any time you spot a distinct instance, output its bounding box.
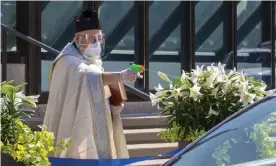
[163,91,276,166]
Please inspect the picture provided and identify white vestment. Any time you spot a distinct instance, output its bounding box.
[43,43,129,159]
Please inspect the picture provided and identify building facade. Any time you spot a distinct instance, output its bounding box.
[1,1,276,104]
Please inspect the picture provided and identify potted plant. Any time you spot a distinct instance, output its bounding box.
[150,63,273,147]
[1,80,70,166]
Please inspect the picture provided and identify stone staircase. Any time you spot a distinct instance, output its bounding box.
[24,102,176,166]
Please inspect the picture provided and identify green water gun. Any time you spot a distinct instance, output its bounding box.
[129,63,145,73]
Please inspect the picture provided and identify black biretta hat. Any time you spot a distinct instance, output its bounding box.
[75,8,101,33]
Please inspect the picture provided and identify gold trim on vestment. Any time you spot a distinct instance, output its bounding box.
[48,54,67,89]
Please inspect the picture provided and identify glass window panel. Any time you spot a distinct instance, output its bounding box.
[195,1,225,67]
[41,1,84,91]
[41,1,135,91]
[1,1,16,51]
[112,28,134,51]
[149,1,181,89]
[100,2,134,87]
[41,59,52,92]
[236,1,271,88]
[237,1,262,49]
[41,1,83,46]
[148,1,179,39]
[99,1,134,36]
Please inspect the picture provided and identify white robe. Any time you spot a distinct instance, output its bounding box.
[43,43,129,159]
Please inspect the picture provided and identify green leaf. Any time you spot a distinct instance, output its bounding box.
[1,84,15,99]
[173,76,181,87]
[1,80,14,86]
[157,71,172,84]
[22,98,36,108]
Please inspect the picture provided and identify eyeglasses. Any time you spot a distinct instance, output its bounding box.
[76,33,105,46]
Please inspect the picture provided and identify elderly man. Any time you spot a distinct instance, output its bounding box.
[43,8,141,159]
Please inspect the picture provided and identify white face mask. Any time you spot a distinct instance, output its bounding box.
[82,42,103,67]
[83,42,101,58]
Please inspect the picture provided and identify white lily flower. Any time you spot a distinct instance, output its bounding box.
[15,91,40,103]
[189,73,198,84]
[14,91,24,105]
[214,74,227,84]
[202,73,217,88]
[150,92,162,106]
[26,95,40,103]
[15,90,25,98]
[265,89,276,96]
[192,65,204,76]
[259,85,267,91]
[168,86,181,99]
[1,98,6,106]
[208,106,219,116]
[180,70,186,82]
[217,62,226,74]
[154,83,164,92]
[240,92,256,106]
[211,87,219,98]
[238,81,249,94]
[207,63,217,72]
[223,82,231,94]
[227,70,234,77]
[180,83,189,90]
[171,88,181,99]
[14,98,23,105]
[189,84,202,101]
[155,90,167,97]
[239,71,246,82]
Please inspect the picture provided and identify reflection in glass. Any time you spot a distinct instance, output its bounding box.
[148,1,181,89]
[195,1,225,67]
[99,1,134,36]
[237,1,262,49]
[237,50,272,88]
[236,1,271,88]
[99,1,134,51]
[99,2,135,87]
[173,97,276,166]
[1,1,16,51]
[41,60,52,92]
[41,1,83,46]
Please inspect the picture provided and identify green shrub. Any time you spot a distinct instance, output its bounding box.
[150,63,273,142]
[1,80,70,166]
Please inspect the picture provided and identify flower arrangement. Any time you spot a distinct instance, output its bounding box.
[150,63,273,142]
[1,80,70,166]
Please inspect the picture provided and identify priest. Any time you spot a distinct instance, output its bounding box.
[43,8,142,159]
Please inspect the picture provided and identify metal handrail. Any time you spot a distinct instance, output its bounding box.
[1,23,150,101]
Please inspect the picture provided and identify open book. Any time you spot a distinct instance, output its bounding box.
[109,82,127,106]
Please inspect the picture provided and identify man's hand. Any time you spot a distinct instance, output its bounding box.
[120,69,143,83]
[110,103,124,115]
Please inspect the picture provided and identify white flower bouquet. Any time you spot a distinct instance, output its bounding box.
[150,63,274,142]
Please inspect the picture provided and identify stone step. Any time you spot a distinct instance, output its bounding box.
[25,115,169,130]
[127,159,169,166]
[127,143,178,158]
[125,128,166,144]
[122,116,168,129]
[35,102,160,118]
